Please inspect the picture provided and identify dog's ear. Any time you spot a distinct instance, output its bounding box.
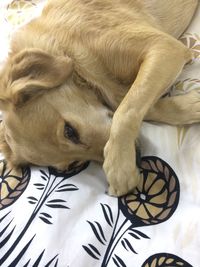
[9,48,73,106]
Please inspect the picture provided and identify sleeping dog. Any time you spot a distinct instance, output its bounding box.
[0,0,199,196]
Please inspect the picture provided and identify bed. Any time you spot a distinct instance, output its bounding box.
[0,1,200,266]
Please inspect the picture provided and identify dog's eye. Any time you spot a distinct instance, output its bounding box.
[64,122,80,144]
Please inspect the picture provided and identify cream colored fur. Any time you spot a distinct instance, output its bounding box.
[0,0,199,196]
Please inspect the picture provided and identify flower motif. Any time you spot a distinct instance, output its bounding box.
[170,78,200,96]
[6,0,38,28]
[142,253,193,267]
[180,33,200,59]
[119,157,180,226]
[0,160,30,210]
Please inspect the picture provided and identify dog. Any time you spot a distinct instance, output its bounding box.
[0,0,199,196]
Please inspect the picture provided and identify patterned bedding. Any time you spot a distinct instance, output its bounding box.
[0,1,200,266]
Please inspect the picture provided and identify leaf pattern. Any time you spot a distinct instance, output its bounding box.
[121,238,137,254]
[55,183,78,192]
[101,203,114,227]
[87,221,106,245]
[39,216,53,225]
[113,254,126,267]
[82,244,101,260]
[45,204,69,209]
[0,160,89,265]
[129,229,150,239]
[27,196,38,205]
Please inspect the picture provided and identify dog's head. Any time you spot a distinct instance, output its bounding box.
[0,48,112,170]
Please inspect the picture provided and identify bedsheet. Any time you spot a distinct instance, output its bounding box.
[0,1,200,267]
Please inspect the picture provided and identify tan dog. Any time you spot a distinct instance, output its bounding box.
[0,0,199,196]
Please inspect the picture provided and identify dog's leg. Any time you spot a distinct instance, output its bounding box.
[145,90,200,125]
[103,37,192,196]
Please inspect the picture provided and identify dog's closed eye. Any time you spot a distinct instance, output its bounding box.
[64,122,80,144]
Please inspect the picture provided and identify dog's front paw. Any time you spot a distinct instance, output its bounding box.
[103,138,140,197]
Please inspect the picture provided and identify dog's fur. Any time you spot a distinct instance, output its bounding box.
[0,0,199,196]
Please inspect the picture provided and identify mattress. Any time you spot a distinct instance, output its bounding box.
[0,1,200,266]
